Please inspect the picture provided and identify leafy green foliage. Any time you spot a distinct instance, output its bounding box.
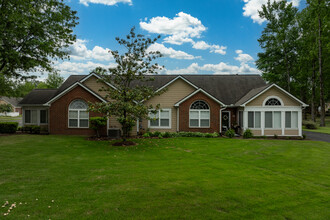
[90,117,107,137]
[45,72,64,89]
[225,129,235,138]
[0,104,13,114]
[0,0,78,95]
[22,125,41,134]
[89,27,164,141]
[0,122,18,133]
[243,129,253,139]
[303,121,317,129]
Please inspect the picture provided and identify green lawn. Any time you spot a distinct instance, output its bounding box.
[303,116,330,134]
[0,116,22,121]
[0,135,329,219]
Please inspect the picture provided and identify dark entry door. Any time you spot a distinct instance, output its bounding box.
[222,111,230,131]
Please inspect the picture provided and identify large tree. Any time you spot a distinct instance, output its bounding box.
[256,0,299,92]
[89,28,164,143]
[0,0,78,95]
[45,72,64,89]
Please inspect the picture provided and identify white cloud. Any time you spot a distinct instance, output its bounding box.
[192,41,227,55]
[79,0,132,6]
[147,43,200,60]
[166,62,260,75]
[242,0,301,24]
[68,39,113,62]
[54,61,116,76]
[140,12,206,45]
[234,50,254,63]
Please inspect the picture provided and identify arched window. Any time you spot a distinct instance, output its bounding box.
[68,99,89,128]
[265,98,282,106]
[189,100,210,127]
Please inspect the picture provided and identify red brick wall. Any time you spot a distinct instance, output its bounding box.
[49,85,107,136]
[179,92,222,133]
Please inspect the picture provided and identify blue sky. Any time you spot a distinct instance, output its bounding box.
[53,0,303,78]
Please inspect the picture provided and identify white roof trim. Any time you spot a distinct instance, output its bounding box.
[80,72,117,90]
[46,82,107,105]
[241,84,308,107]
[174,88,226,107]
[155,76,198,93]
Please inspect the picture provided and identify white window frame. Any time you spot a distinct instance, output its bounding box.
[68,100,89,129]
[285,111,298,129]
[247,111,261,129]
[263,96,284,107]
[264,111,282,129]
[148,109,171,129]
[24,109,38,124]
[189,109,210,128]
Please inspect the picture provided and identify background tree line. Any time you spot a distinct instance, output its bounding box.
[257,0,329,126]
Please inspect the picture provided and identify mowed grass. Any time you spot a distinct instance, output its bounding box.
[0,135,329,219]
[303,116,330,134]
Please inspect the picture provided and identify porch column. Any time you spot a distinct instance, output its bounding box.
[243,111,248,130]
[261,111,265,136]
[298,110,302,136]
[281,111,285,136]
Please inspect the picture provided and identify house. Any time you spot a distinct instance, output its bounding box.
[0,96,23,116]
[19,73,308,137]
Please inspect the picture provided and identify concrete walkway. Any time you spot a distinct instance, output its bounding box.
[303,131,330,143]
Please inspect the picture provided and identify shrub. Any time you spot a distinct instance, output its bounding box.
[151,131,161,137]
[0,122,18,133]
[90,117,107,137]
[243,129,253,139]
[205,132,219,138]
[142,132,150,138]
[162,132,171,138]
[304,121,317,129]
[158,133,163,138]
[225,129,235,138]
[274,134,278,139]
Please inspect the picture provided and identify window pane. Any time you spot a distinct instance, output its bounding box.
[255,112,261,128]
[292,111,298,128]
[25,110,31,123]
[31,110,37,124]
[40,110,48,123]
[69,119,78,127]
[200,119,210,127]
[274,111,281,129]
[69,111,78,119]
[265,112,273,128]
[160,119,169,127]
[248,112,254,128]
[69,100,87,109]
[79,119,89,128]
[150,119,159,127]
[79,111,88,119]
[160,110,169,119]
[190,111,199,119]
[190,119,199,127]
[200,111,210,119]
[285,112,291,128]
[239,111,243,127]
[149,111,159,120]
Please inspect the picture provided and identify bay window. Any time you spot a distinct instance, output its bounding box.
[68,99,89,128]
[149,109,171,128]
[189,101,210,128]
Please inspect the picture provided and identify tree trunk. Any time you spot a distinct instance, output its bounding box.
[317,1,325,127]
[311,60,316,122]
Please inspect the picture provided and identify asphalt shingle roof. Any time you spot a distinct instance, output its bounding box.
[0,96,23,107]
[20,74,268,106]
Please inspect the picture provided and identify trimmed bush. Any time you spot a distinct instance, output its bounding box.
[142,132,150,138]
[0,122,18,133]
[22,125,41,134]
[225,129,235,138]
[243,129,253,139]
[304,121,317,129]
[151,131,161,137]
[162,132,172,138]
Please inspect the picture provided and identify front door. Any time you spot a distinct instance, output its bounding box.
[222,111,230,131]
